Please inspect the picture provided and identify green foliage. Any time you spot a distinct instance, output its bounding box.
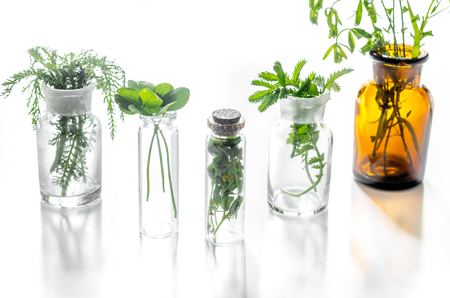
[49,115,95,196]
[114,80,189,116]
[119,80,191,219]
[206,136,244,235]
[249,60,353,112]
[1,46,126,139]
[282,123,326,197]
[309,0,450,62]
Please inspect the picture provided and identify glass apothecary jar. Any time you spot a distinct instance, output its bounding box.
[139,112,179,238]
[353,45,433,190]
[205,109,246,246]
[37,83,102,207]
[268,93,332,216]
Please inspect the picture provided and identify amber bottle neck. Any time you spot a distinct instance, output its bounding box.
[372,60,424,88]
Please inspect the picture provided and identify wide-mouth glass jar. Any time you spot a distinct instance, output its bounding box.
[37,83,102,207]
[267,93,333,216]
[353,45,433,190]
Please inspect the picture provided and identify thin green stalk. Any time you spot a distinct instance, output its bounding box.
[282,140,324,197]
[290,124,299,158]
[304,150,317,193]
[214,214,227,235]
[155,125,165,192]
[392,88,413,167]
[50,118,68,173]
[146,129,156,202]
[160,129,177,219]
[60,133,78,196]
[399,0,406,57]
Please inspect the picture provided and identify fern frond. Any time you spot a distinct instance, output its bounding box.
[249,90,271,103]
[292,60,307,85]
[313,75,326,89]
[251,79,277,90]
[258,93,279,112]
[273,61,287,88]
[325,67,353,91]
[258,71,278,81]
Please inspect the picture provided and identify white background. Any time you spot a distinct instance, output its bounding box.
[0,1,450,297]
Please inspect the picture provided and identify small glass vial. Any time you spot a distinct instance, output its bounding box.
[267,93,333,216]
[37,83,102,207]
[205,109,246,246]
[139,112,179,238]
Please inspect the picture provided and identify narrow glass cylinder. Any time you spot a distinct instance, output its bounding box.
[139,112,179,238]
[267,94,333,216]
[353,45,433,189]
[205,109,246,246]
[37,83,102,207]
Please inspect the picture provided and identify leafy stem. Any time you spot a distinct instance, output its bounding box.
[310,0,450,62]
[207,137,244,235]
[283,124,325,197]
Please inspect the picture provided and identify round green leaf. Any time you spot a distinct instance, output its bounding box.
[138,81,155,91]
[140,88,163,110]
[154,83,174,97]
[162,87,190,111]
[128,80,141,91]
[118,87,140,105]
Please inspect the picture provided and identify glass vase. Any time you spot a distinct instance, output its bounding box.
[267,94,333,216]
[205,109,246,246]
[139,112,179,238]
[37,83,102,207]
[353,45,433,190]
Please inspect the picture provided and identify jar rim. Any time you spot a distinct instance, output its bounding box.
[139,111,177,121]
[282,92,330,109]
[42,81,96,96]
[369,45,429,66]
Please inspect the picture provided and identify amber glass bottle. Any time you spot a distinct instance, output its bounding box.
[353,45,433,190]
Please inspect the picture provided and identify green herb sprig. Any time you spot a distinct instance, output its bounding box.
[1,47,125,196]
[1,46,126,138]
[207,136,244,235]
[115,80,190,218]
[309,0,450,62]
[249,60,352,197]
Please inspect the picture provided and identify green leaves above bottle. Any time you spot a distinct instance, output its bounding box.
[114,80,190,116]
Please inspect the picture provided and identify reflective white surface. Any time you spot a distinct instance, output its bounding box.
[1,1,450,297]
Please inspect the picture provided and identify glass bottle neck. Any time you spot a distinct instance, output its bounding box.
[42,83,95,116]
[140,112,177,127]
[280,93,329,124]
[372,60,424,88]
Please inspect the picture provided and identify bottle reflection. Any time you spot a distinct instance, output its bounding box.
[40,201,103,297]
[205,241,247,298]
[258,208,328,298]
[139,234,178,298]
[351,181,423,295]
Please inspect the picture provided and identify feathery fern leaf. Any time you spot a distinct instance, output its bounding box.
[273,61,287,88]
[258,93,279,112]
[249,90,271,103]
[251,79,277,90]
[325,67,353,91]
[292,60,307,85]
[258,71,279,82]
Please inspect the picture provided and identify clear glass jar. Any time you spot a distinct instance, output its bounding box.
[267,93,333,216]
[205,109,246,246]
[37,83,102,207]
[139,112,179,238]
[353,45,433,189]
